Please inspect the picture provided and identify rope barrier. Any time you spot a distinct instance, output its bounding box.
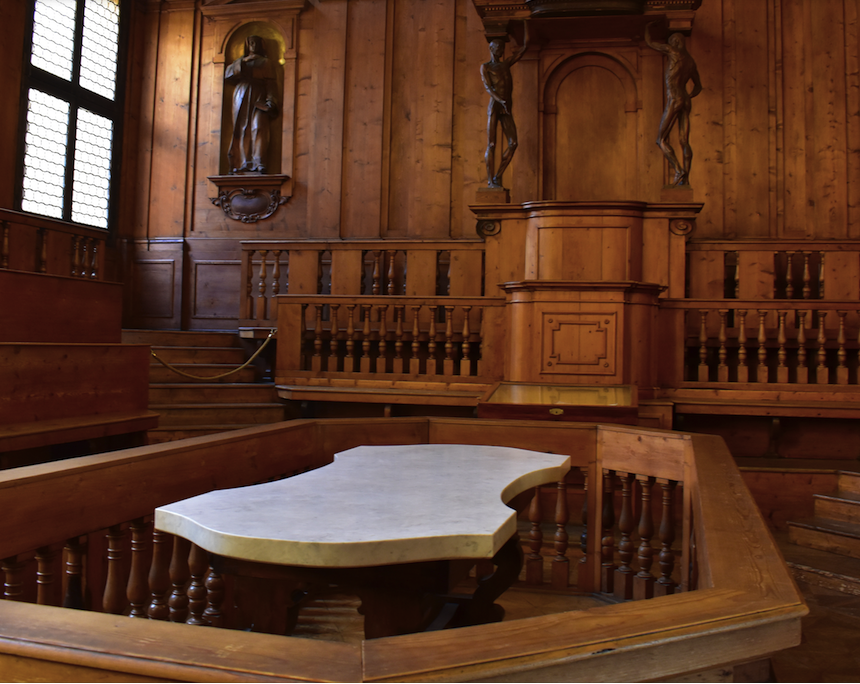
[150,328,277,380]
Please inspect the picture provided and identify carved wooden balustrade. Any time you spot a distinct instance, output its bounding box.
[0,417,803,682]
[0,208,106,279]
[240,239,486,326]
[686,239,860,301]
[660,300,860,393]
[275,295,507,395]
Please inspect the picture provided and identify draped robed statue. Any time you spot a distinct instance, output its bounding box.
[225,35,278,174]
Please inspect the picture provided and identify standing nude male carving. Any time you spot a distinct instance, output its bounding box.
[481,23,529,189]
[645,22,702,187]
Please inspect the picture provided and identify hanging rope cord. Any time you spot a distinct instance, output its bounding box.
[150,329,277,380]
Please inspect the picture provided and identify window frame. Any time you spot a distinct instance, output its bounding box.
[15,0,130,231]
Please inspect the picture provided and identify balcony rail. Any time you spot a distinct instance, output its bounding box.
[0,417,804,682]
[0,208,106,279]
[275,295,507,390]
[240,239,486,326]
[662,299,860,390]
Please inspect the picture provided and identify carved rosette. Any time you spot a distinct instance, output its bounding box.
[208,174,290,223]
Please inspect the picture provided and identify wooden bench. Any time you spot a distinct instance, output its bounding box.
[0,343,158,467]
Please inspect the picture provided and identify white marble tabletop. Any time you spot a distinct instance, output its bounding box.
[155,443,570,568]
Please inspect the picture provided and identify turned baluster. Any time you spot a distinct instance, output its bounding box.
[2,556,25,601]
[387,250,396,294]
[202,568,225,627]
[552,479,570,590]
[785,251,795,298]
[477,309,485,376]
[35,546,58,606]
[819,252,825,299]
[837,311,849,385]
[244,250,255,319]
[256,250,268,321]
[127,519,150,618]
[0,221,9,269]
[186,544,209,625]
[443,306,456,375]
[756,310,768,383]
[717,309,728,382]
[148,529,172,620]
[372,251,381,295]
[71,235,81,276]
[526,486,543,585]
[412,306,422,375]
[613,472,635,601]
[428,306,439,375]
[377,305,389,373]
[103,525,127,615]
[63,537,86,609]
[300,303,309,369]
[732,251,740,298]
[460,306,472,376]
[578,470,591,591]
[395,305,407,373]
[90,239,99,279]
[817,312,828,384]
[697,310,709,382]
[312,304,324,372]
[168,536,191,623]
[777,311,788,383]
[796,310,808,384]
[802,252,811,299]
[361,304,373,373]
[345,304,357,372]
[271,251,281,296]
[328,304,340,371]
[600,470,616,594]
[634,476,656,600]
[737,310,748,382]
[655,480,678,597]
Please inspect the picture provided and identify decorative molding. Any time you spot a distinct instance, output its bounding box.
[209,174,291,223]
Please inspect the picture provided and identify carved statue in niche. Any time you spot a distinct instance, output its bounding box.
[645,22,702,187]
[481,22,529,189]
[225,35,278,174]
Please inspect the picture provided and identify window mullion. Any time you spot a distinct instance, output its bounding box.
[64,106,80,223]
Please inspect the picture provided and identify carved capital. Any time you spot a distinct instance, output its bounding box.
[477,220,501,239]
[669,218,695,237]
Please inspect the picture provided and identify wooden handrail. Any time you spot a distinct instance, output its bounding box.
[0,417,804,682]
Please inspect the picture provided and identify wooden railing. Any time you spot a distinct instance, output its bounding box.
[662,299,860,391]
[240,239,486,326]
[686,239,860,300]
[0,417,804,682]
[275,295,507,391]
[0,208,107,280]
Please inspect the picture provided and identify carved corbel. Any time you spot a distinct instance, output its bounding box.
[208,174,291,223]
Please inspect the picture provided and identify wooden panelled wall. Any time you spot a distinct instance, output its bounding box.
[1,1,858,327]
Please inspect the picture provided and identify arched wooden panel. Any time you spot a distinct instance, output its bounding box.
[543,54,639,201]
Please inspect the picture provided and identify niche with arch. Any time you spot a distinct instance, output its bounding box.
[542,53,640,201]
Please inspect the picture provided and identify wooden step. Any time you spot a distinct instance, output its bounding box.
[122,329,240,347]
[838,471,860,496]
[151,346,246,364]
[148,364,257,384]
[788,516,860,559]
[777,531,860,597]
[814,490,860,525]
[149,383,279,404]
[151,404,286,426]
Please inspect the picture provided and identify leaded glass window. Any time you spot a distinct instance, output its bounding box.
[20,0,125,230]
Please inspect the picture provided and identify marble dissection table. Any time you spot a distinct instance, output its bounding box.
[155,443,571,638]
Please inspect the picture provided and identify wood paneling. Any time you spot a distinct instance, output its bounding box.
[386,0,456,238]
